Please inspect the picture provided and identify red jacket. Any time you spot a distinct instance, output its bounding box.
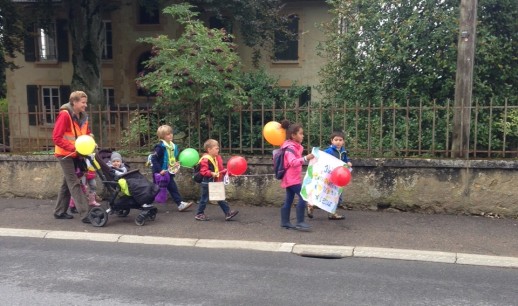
[199,154,227,182]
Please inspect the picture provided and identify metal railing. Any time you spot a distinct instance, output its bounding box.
[1,99,517,158]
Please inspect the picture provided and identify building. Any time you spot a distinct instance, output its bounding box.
[5,0,330,151]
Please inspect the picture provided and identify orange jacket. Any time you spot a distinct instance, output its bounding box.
[53,109,90,158]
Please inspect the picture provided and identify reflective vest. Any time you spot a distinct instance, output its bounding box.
[54,110,89,158]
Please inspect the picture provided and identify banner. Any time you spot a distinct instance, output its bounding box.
[301,147,345,213]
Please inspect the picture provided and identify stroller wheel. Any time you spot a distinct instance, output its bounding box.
[135,214,146,226]
[89,207,108,227]
[118,209,130,217]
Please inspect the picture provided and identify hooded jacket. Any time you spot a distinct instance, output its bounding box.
[52,102,90,158]
[280,139,306,188]
[323,145,350,163]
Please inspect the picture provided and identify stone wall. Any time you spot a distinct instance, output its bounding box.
[1,154,516,218]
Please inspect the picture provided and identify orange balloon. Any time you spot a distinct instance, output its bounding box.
[263,121,286,146]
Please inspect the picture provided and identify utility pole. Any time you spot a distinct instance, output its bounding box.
[451,0,477,158]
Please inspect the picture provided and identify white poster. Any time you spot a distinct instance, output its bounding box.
[301,147,346,213]
[209,182,226,201]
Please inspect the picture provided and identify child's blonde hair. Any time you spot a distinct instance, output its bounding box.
[203,139,219,151]
[157,125,173,140]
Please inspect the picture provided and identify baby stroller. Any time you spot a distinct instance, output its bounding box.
[85,149,159,227]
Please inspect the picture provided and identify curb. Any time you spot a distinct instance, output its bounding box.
[1,228,517,269]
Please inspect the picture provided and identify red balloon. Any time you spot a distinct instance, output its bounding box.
[227,156,248,176]
[330,166,352,187]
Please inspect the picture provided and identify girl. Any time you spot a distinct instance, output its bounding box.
[279,120,314,231]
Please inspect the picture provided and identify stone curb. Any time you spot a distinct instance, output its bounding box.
[1,228,517,269]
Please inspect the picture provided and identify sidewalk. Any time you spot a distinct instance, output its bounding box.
[1,197,517,267]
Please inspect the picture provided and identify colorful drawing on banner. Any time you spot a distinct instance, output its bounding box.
[301,147,346,213]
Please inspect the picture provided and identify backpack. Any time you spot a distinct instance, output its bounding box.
[273,148,295,180]
[192,155,216,183]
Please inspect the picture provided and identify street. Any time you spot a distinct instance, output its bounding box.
[1,237,517,306]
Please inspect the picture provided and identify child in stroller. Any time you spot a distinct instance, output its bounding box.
[86,149,159,226]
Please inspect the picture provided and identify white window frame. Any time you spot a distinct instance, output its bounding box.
[37,23,58,62]
[41,86,60,124]
[102,20,113,60]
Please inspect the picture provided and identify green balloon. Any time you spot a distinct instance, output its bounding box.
[178,148,200,168]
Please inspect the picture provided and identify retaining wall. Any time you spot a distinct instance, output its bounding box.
[1,155,516,217]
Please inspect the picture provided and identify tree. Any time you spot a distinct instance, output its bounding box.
[318,0,518,157]
[136,3,247,139]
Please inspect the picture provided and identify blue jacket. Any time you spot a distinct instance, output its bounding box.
[324,145,350,163]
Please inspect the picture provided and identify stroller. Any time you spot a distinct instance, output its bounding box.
[85,149,159,227]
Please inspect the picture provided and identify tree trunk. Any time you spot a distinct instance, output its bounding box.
[67,0,106,144]
[451,0,477,158]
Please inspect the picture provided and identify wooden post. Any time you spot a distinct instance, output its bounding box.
[451,0,477,158]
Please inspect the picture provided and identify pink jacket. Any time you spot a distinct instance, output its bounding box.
[280,140,306,188]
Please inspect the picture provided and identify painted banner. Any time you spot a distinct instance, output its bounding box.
[301,147,346,213]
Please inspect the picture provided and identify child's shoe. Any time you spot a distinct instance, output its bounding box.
[178,201,193,212]
[328,213,345,220]
[225,210,239,221]
[88,193,101,207]
[195,213,210,221]
[306,205,314,219]
[69,207,78,214]
[295,222,312,231]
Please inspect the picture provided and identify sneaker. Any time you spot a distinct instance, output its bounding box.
[307,205,314,219]
[225,210,239,221]
[295,222,311,231]
[54,212,74,219]
[328,213,345,220]
[69,207,78,214]
[178,201,193,212]
[142,204,153,208]
[195,213,210,221]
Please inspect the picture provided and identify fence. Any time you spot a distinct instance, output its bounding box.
[1,99,517,158]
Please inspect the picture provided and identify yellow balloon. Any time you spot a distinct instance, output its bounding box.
[263,121,286,146]
[75,135,96,155]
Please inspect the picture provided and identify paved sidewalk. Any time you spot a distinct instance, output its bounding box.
[0,197,517,267]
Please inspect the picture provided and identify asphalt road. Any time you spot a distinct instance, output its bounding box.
[1,237,517,306]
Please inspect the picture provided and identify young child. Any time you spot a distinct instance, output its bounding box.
[150,125,193,211]
[309,131,352,220]
[194,139,239,221]
[107,151,128,178]
[279,119,314,231]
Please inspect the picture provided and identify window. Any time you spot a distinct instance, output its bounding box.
[102,21,113,60]
[26,85,70,125]
[24,19,69,62]
[136,51,153,96]
[274,14,299,61]
[37,23,57,61]
[41,87,60,123]
[103,88,117,124]
[138,1,160,25]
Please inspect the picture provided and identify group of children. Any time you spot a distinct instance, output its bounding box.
[71,122,351,229]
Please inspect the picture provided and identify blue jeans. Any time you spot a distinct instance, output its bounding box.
[196,183,230,215]
[281,184,306,224]
[166,176,183,206]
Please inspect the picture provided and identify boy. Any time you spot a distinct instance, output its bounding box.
[194,139,239,221]
[308,131,352,220]
[150,125,193,211]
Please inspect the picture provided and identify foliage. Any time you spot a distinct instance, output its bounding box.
[318,0,518,156]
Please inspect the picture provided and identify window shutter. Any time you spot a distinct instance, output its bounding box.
[56,19,69,62]
[60,86,71,104]
[24,25,36,62]
[299,87,311,107]
[27,85,38,125]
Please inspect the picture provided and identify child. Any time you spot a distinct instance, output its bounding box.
[309,131,352,220]
[279,119,314,231]
[84,157,101,206]
[150,125,193,211]
[107,151,128,178]
[194,139,239,221]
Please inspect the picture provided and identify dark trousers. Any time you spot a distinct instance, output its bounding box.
[280,184,306,224]
[166,177,183,206]
[196,183,230,215]
[54,157,89,218]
